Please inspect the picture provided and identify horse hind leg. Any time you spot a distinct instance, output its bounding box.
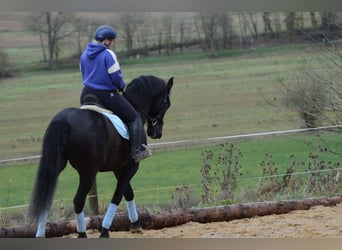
[73,173,97,238]
[35,210,49,237]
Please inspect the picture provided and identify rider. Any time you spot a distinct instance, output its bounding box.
[79,25,152,163]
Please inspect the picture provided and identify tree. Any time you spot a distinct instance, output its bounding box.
[218,12,233,49]
[248,12,259,41]
[136,24,150,56]
[70,16,90,56]
[281,72,328,128]
[262,12,275,38]
[284,12,300,43]
[178,16,187,52]
[26,12,75,69]
[119,12,144,57]
[237,13,251,48]
[198,12,220,57]
[162,13,174,54]
[266,21,342,133]
[310,12,319,29]
[320,12,337,31]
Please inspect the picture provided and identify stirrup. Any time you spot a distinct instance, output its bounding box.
[132,144,152,163]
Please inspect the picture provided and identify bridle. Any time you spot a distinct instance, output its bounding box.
[146,92,169,127]
[124,91,169,127]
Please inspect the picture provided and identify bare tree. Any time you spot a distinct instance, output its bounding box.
[136,24,150,56]
[178,16,187,52]
[274,27,342,131]
[262,12,275,38]
[26,12,75,69]
[248,12,259,41]
[27,13,47,62]
[193,15,205,51]
[320,12,338,31]
[199,12,220,57]
[237,13,250,48]
[162,13,174,54]
[217,12,233,49]
[310,12,319,29]
[70,16,90,56]
[119,12,144,57]
[281,71,328,128]
[284,12,297,43]
[273,12,282,38]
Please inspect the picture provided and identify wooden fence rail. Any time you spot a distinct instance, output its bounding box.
[1,196,341,238]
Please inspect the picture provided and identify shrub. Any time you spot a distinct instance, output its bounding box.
[0,49,12,79]
[200,143,243,205]
[283,80,327,128]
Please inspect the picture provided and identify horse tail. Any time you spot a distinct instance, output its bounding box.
[28,115,69,224]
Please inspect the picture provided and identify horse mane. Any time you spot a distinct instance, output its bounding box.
[124,75,167,104]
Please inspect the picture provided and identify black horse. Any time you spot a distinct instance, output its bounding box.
[28,75,174,238]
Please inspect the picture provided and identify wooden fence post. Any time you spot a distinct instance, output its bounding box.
[88,178,99,215]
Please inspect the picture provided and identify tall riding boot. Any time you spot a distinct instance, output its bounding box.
[128,118,152,163]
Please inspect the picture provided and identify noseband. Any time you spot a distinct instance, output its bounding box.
[146,92,169,127]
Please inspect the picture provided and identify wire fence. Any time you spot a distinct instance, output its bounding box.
[1,166,341,212]
[1,125,342,165]
[1,125,341,212]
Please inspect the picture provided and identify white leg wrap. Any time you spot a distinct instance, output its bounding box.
[35,210,48,238]
[126,200,138,223]
[102,203,117,229]
[76,211,86,233]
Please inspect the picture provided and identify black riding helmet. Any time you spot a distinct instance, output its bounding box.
[94,25,117,42]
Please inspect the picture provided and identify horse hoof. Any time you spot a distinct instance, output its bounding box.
[77,232,87,238]
[130,221,143,234]
[99,228,110,238]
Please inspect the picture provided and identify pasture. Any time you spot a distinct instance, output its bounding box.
[1,40,341,221]
[1,44,312,160]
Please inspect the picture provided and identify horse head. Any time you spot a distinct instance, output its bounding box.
[146,77,173,139]
[124,76,174,139]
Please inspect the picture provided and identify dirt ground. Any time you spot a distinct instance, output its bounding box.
[67,203,342,238]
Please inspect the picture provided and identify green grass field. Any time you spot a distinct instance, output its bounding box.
[1,132,340,212]
[0,44,317,159]
[1,42,341,215]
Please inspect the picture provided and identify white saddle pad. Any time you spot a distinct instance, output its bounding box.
[101,112,130,140]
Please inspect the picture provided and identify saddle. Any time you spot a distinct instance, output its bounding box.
[80,94,129,140]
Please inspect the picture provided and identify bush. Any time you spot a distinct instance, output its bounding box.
[0,49,12,79]
[200,143,243,205]
[283,80,327,128]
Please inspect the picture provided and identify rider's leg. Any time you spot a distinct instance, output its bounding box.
[127,118,152,163]
[96,90,152,162]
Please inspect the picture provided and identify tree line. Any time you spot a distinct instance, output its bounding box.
[22,12,342,69]
[1,12,342,133]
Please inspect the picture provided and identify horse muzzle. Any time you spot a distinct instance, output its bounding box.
[147,127,162,139]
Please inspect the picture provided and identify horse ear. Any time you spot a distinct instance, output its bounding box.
[167,77,174,93]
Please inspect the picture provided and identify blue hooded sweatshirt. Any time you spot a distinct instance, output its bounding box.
[80,42,126,91]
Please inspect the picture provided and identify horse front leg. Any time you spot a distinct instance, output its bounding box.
[100,161,139,238]
[125,184,143,233]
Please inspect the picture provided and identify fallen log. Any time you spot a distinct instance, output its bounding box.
[1,196,341,238]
